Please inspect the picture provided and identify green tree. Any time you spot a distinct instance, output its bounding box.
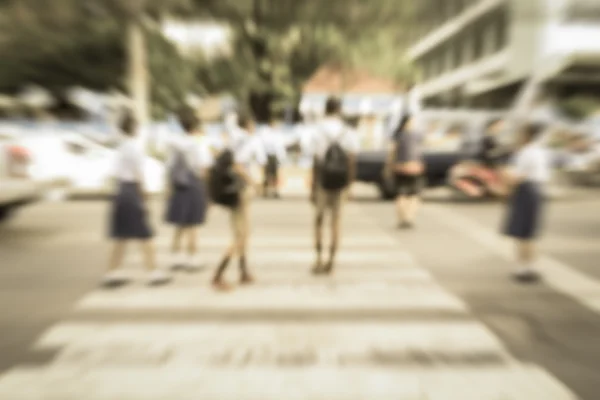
[186,0,416,121]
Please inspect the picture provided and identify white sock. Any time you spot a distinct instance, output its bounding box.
[187,253,198,267]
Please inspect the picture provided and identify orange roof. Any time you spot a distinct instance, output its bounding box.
[303,65,401,94]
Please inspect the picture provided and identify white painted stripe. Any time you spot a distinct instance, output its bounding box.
[153,235,399,247]
[0,365,577,400]
[128,249,417,265]
[427,204,600,315]
[34,321,510,365]
[75,284,467,312]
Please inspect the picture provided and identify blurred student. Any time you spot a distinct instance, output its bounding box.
[384,114,425,229]
[209,115,261,290]
[165,108,213,271]
[103,113,170,286]
[308,97,359,274]
[258,115,287,198]
[501,123,550,282]
[478,119,506,168]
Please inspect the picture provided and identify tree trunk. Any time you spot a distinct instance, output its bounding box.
[127,18,149,145]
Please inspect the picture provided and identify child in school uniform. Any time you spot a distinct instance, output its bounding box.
[211,115,264,291]
[501,122,551,282]
[165,108,213,271]
[103,113,170,286]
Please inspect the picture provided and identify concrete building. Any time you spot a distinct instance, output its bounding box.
[409,0,600,109]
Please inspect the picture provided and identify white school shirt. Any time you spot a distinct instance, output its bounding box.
[167,134,214,173]
[511,142,551,183]
[309,117,360,161]
[231,130,267,172]
[112,137,145,182]
[258,126,287,162]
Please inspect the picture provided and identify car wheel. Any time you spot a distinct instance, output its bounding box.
[377,178,396,201]
[0,206,16,223]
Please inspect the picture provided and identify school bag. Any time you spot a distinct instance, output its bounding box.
[170,149,193,188]
[208,148,243,208]
[320,129,350,190]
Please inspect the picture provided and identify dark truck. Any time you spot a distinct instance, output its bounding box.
[355,149,466,199]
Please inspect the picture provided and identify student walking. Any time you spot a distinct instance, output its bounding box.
[308,97,359,275]
[209,115,261,290]
[501,122,551,282]
[384,114,425,229]
[103,113,170,286]
[258,116,287,198]
[165,109,213,271]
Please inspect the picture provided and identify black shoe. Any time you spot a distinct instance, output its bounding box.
[512,269,541,283]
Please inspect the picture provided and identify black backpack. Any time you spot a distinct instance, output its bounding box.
[208,149,243,208]
[320,131,350,191]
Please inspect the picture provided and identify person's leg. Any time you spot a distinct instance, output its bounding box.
[395,195,406,225]
[140,240,157,272]
[142,239,170,285]
[237,197,253,283]
[213,205,242,290]
[324,192,343,273]
[108,240,127,272]
[313,189,326,273]
[171,227,186,267]
[185,226,201,269]
[102,240,129,285]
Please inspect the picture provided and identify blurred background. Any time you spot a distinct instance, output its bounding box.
[1,0,600,399]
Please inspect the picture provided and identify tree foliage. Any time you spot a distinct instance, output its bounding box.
[186,0,416,121]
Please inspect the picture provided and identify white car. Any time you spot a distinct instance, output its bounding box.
[15,133,166,197]
[0,131,68,222]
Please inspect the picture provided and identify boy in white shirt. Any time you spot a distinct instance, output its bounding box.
[306,97,360,274]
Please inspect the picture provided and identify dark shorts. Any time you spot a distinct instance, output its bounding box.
[264,155,278,184]
[503,181,544,239]
[394,173,424,196]
[109,182,153,240]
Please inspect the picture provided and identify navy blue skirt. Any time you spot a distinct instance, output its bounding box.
[165,174,207,227]
[110,182,153,239]
[503,181,544,239]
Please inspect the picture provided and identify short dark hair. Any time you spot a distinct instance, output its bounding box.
[238,114,253,130]
[325,97,342,116]
[523,122,546,142]
[177,106,201,134]
[119,112,137,136]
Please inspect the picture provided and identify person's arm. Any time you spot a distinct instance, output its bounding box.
[132,143,149,203]
[384,134,396,178]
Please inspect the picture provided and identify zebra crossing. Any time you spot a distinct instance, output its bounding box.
[0,200,579,399]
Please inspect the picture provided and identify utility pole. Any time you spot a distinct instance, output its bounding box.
[127,0,150,146]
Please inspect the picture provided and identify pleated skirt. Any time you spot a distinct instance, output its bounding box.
[503,181,544,240]
[109,182,153,239]
[165,174,208,227]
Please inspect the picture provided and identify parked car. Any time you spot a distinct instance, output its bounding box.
[14,133,166,198]
[356,114,504,200]
[0,132,68,222]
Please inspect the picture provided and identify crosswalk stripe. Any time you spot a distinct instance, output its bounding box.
[74,283,469,313]
[34,321,511,362]
[0,198,582,399]
[0,365,577,400]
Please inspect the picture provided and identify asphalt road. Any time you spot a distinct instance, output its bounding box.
[0,188,598,399]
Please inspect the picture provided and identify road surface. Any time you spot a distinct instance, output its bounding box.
[0,189,598,399]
